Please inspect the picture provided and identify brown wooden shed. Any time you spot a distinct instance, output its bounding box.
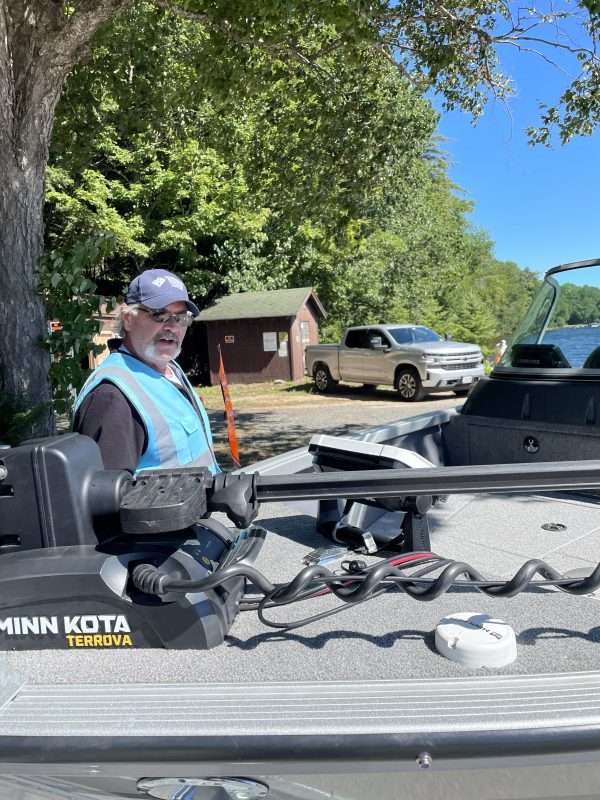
[198,287,326,385]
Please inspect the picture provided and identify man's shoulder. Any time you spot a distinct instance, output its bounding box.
[88,380,128,398]
[77,380,132,414]
[74,379,145,438]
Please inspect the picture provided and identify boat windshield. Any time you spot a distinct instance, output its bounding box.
[388,326,442,344]
[500,260,600,369]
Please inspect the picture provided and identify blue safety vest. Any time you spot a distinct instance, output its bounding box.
[74,351,219,474]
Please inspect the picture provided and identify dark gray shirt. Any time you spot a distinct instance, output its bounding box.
[73,382,147,472]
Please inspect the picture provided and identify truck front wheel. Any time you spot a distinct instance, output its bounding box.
[313,364,337,393]
[395,368,425,402]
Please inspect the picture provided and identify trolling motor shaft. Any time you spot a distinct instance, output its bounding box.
[3,434,600,543]
[152,457,600,531]
[118,457,600,534]
[256,459,600,502]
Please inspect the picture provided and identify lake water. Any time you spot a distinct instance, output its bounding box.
[543,326,600,368]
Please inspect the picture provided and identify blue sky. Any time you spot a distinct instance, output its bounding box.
[434,24,600,278]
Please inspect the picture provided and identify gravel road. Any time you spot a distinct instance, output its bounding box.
[208,389,460,468]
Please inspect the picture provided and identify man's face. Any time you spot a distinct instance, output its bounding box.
[122,301,190,372]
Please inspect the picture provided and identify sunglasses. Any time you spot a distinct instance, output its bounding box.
[139,307,194,327]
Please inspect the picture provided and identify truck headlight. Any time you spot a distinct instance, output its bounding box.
[423,355,441,364]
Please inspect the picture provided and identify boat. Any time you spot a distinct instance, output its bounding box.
[2,258,600,800]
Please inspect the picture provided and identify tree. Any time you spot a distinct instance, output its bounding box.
[46,5,439,306]
[0,1,131,431]
[1,0,599,432]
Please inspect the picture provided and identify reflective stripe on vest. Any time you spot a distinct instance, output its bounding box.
[74,352,218,474]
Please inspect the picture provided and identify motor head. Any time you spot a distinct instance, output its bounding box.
[0,434,131,552]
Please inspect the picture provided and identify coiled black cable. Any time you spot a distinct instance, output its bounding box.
[131,554,600,631]
[255,557,449,630]
[132,560,276,596]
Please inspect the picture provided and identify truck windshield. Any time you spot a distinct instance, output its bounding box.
[413,326,443,343]
[388,326,442,344]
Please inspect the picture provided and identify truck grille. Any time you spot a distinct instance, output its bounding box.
[442,361,480,371]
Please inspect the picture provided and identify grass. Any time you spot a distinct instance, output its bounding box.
[196,379,316,410]
[194,377,415,411]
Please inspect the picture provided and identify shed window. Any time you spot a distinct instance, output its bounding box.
[300,321,310,344]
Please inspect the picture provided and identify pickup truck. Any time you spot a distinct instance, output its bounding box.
[305,324,485,400]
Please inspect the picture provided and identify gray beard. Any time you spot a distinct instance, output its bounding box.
[142,341,181,365]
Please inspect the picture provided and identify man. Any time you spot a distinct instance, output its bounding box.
[495,338,508,363]
[73,269,219,474]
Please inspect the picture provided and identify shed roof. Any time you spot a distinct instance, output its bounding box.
[197,286,326,322]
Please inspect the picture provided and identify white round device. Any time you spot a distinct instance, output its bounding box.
[435,612,517,668]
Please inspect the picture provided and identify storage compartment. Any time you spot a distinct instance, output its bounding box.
[445,375,600,469]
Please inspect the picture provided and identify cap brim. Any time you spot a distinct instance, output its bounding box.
[185,300,200,317]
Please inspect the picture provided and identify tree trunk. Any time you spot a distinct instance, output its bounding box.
[0,9,64,433]
[0,1,132,435]
[0,151,54,431]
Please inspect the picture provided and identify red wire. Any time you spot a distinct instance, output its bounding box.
[388,551,438,567]
[310,551,440,599]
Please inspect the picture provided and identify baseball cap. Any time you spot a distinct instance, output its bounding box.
[126,269,200,316]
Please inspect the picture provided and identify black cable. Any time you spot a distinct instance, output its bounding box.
[257,587,391,631]
[240,555,442,608]
[254,557,450,629]
[132,560,276,596]
[131,555,600,626]
[240,584,327,611]
[239,554,452,611]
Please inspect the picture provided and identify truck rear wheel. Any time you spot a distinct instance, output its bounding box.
[313,364,337,393]
[395,367,425,402]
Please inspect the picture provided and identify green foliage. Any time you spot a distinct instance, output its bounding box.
[44,1,542,367]
[0,398,48,447]
[553,283,600,325]
[40,235,118,414]
[313,159,541,350]
[319,210,540,350]
[46,4,439,295]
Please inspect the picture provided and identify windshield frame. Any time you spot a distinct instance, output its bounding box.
[495,257,600,376]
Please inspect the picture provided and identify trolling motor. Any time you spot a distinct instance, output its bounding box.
[3,433,600,651]
[0,433,259,651]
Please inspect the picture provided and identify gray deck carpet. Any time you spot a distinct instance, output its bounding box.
[3,492,600,685]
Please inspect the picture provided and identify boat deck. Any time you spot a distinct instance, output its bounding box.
[3,489,600,688]
[2,484,600,776]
